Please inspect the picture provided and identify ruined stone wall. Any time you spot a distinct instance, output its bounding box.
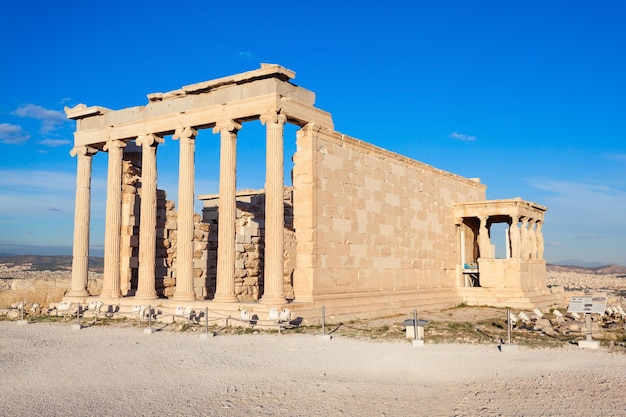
[292,125,487,301]
[201,190,295,301]
[119,146,210,299]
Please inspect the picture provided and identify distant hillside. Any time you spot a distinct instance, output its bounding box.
[0,255,104,273]
[547,264,626,275]
[0,255,623,276]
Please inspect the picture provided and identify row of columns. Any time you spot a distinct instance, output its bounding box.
[67,113,288,305]
[508,215,544,261]
[475,215,545,261]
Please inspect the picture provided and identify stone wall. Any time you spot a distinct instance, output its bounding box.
[292,124,487,303]
[201,189,296,301]
[119,145,211,299]
[0,265,102,308]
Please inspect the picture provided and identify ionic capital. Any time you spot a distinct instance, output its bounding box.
[70,145,98,157]
[173,126,198,141]
[259,112,287,126]
[103,140,127,152]
[213,120,242,134]
[136,133,165,147]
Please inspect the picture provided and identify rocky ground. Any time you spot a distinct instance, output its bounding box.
[1,260,625,415]
[0,321,624,416]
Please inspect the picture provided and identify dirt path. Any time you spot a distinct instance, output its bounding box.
[1,322,624,416]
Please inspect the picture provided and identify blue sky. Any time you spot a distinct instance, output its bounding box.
[0,1,624,266]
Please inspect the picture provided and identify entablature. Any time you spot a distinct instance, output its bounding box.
[66,64,334,147]
[454,198,547,224]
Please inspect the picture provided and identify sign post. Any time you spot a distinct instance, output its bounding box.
[567,295,607,349]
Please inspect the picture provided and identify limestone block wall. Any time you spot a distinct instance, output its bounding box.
[292,125,487,302]
[201,190,296,301]
[120,156,140,296]
[119,144,211,299]
[161,206,210,299]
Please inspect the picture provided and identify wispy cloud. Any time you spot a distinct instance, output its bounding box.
[0,123,30,144]
[605,153,626,162]
[39,138,71,147]
[449,132,476,142]
[238,51,256,60]
[11,104,67,134]
[529,177,626,264]
[0,169,77,193]
[530,178,626,213]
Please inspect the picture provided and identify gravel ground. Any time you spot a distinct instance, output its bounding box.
[1,321,624,416]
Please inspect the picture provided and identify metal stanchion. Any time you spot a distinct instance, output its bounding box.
[506,309,511,343]
[317,305,332,341]
[500,308,518,351]
[144,305,154,334]
[410,308,425,347]
[17,300,28,325]
[72,303,83,330]
[200,306,213,339]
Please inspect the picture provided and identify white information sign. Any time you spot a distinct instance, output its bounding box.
[567,295,608,314]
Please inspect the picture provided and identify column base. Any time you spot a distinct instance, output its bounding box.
[172,291,196,301]
[213,293,239,303]
[260,295,287,306]
[64,290,89,301]
[134,290,158,300]
[99,290,121,299]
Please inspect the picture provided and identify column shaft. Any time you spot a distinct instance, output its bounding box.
[529,219,538,260]
[135,134,163,300]
[173,127,197,301]
[478,216,491,259]
[67,146,97,298]
[101,140,127,299]
[536,221,545,260]
[213,121,241,302]
[260,113,287,304]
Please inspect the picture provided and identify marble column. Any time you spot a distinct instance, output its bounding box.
[67,145,98,298]
[536,221,544,260]
[135,134,163,300]
[529,219,538,260]
[173,127,197,301]
[478,216,491,259]
[101,140,127,299]
[520,217,530,260]
[260,112,287,304]
[509,215,521,259]
[213,121,242,303]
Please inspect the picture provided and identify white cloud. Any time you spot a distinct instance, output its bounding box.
[39,138,71,147]
[449,132,476,142]
[606,153,626,162]
[528,177,626,265]
[238,51,255,60]
[0,169,77,193]
[11,104,67,134]
[0,123,30,144]
[0,168,107,249]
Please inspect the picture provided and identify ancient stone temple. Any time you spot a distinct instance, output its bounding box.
[64,64,561,321]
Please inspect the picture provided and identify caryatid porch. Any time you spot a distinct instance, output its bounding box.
[454,198,561,307]
[64,64,333,312]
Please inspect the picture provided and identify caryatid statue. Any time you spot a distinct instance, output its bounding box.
[529,219,538,260]
[536,221,544,260]
[509,215,521,259]
[520,217,530,260]
[478,216,492,259]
